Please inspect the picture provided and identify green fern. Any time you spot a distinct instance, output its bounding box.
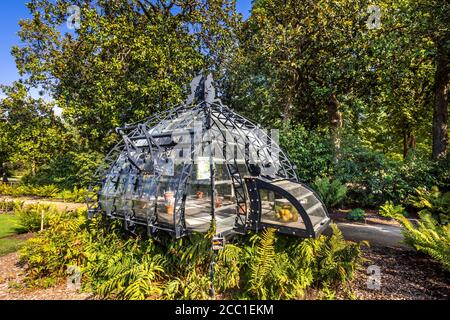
[96,254,165,299]
[215,244,242,291]
[246,228,277,299]
[396,212,450,271]
[313,177,347,208]
[379,201,407,218]
[408,186,450,224]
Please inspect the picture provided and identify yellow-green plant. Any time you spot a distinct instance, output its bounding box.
[0,199,24,212]
[246,228,277,299]
[379,201,408,218]
[395,212,450,271]
[19,208,89,283]
[408,186,450,224]
[15,203,61,232]
[95,253,166,300]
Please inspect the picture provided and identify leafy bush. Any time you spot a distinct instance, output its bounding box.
[347,208,365,221]
[279,124,333,184]
[22,151,103,189]
[408,186,450,224]
[313,177,347,208]
[379,201,408,218]
[242,225,365,299]
[334,141,450,207]
[389,188,450,271]
[57,187,90,203]
[0,183,90,203]
[0,183,59,198]
[335,143,400,207]
[88,240,166,300]
[0,183,18,196]
[19,208,89,283]
[32,185,60,197]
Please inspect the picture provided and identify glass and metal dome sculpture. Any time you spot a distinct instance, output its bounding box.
[88,74,330,238]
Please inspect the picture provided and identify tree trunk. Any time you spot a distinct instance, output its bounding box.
[403,130,416,159]
[328,94,343,161]
[432,36,449,159]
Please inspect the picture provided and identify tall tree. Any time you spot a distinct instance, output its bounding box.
[226,0,375,158]
[368,0,450,159]
[432,24,449,159]
[0,82,70,176]
[13,0,240,151]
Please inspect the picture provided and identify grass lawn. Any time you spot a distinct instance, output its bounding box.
[0,214,27,256]
[0,214,23,238]
[0,237,26,256]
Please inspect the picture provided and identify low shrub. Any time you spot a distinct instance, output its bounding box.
[0,183,59,198]
[16,203,60,232]
[0,199,24,212]
[379,201,408,218]
[334,141,450,208]
[408,186,450,225]
[0,183,91,203]
[19,208,89,282]
[57,187,90,203]
[279,124,333,184]
[335,143,400,207]
[347,208,365,221]
[389,189,450,271]
[313,177,347,208]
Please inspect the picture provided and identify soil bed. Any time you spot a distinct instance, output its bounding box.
[343,246,450,300]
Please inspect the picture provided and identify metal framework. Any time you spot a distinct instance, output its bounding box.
[88,74,330,238]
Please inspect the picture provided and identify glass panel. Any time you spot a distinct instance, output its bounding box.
[114,171,133,216]
[184,182,213,232]
[132,174,158,221]
[259,190,306,229]
[98,172,118,216]
[272,181,327,222]
[214,177,236,234]
[155,163,185,227]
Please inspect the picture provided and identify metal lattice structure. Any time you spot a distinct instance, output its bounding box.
[88,74,330,238]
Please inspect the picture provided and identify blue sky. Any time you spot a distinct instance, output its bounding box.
[0,0,253,97]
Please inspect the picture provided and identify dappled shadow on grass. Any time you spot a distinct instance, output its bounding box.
[0,233,34,256]
[0,213,33,256]
[0,237,25,256]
